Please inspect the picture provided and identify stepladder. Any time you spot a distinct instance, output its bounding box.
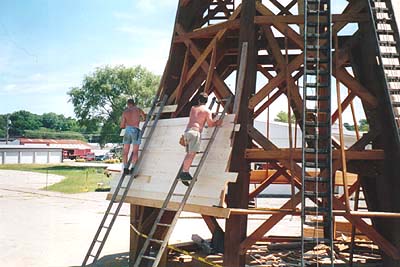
[133,96,232,267]
[81,94,168,266]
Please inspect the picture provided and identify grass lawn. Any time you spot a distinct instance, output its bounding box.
[0,164,112,193]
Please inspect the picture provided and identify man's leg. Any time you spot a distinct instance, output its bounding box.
[182,152,196,173]
[131,144,140,167]
[122,144,131,175]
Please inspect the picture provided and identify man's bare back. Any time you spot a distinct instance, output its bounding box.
[186,105,217,132]
[120,106,145,128]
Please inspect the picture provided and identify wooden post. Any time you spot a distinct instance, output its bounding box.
[225,1,256,266]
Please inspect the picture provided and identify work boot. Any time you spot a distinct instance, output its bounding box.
[180,172,192,186]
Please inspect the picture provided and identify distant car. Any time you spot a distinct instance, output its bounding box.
[95,155,106,161]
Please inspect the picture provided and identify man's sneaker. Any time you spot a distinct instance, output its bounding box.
[123,168,130,175]
[179,172,192,186]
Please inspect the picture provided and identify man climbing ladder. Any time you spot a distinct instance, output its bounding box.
[134,96,232,267]
[180,92,222,185]
[120,98,146,175]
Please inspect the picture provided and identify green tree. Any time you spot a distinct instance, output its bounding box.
[359,119,369,131]
[274,111,296,123]
[9,110,42,136]
[68,65,159,144]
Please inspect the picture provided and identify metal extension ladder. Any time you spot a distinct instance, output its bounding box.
[302,0,334,266]
[81,95,168,266]
[368,0,400,144]
[133,96,232,267]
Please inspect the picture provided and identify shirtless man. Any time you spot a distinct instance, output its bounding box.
[120,98,146,175]
[180,92,222,185]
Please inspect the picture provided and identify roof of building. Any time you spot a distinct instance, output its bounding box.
[18,138,91,149]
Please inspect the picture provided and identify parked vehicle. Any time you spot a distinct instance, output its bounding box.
[63,149,95,161]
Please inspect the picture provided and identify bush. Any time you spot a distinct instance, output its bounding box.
[104,159,120,164]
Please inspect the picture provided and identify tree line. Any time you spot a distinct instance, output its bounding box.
[1,112,87,141]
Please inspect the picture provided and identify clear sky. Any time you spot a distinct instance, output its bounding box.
[0,0,362,123]
[0,0,177,117]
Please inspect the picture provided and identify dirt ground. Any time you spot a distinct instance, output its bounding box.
[0,169,301,267]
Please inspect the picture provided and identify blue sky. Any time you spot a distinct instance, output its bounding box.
[0,0,362,123]
[0,0,176,117]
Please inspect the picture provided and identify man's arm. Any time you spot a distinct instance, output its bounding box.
[206,110,222,127]
[120,112,126,128]
[139,108,146,121]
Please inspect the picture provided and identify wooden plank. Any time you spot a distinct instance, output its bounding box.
[142,105,177,114]
[108,195,231,218]
[244,149,385,161]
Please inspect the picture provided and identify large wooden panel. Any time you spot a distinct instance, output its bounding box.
[108,114,238,213]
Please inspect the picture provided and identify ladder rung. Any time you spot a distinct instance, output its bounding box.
[303,220,330,227]
[306,32,329,39]
[304,148,329,154]
[376,29,394,34]
[157,223,171,227]
[304,161,329,168]
[307,22,329,28]
[305,83,329,88]
[172,193,185,197]
[305,108,330,113]
[305,69,329,75]
[379,40,397,46]
[307,10,329,16]
[305,95,330,101]
[304,191,329,198]
[305,121,330,127]
[304,206,331,213]
[304,134,330,140]
[304,176,330,183]
[303,237,332,244]
[142,255,156,261]
[306,57,329,64]
[149,238,164,244]
[383,64,400,70]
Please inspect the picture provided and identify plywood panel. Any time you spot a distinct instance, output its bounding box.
[109,115,238,214]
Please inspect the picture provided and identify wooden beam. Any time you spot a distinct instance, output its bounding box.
[225,1,255,266]
[109,195,231,218]
[334,67,378,108]
[254,13,369,24]
[174,19,240,41]
[244,149,385,161]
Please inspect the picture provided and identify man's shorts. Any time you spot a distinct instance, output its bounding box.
[123,126,141,145]
[184,129,201,153]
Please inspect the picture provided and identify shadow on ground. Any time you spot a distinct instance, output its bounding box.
[72,252,129,267]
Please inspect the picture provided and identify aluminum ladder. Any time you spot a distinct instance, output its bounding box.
[133,96,232,267]
[81,95,168,266]
[301,0,334,266]
[368,0,400,145]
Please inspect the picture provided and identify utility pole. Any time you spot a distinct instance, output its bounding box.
[6,115,11,144]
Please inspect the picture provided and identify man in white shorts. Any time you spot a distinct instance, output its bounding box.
[181,92,222,185]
